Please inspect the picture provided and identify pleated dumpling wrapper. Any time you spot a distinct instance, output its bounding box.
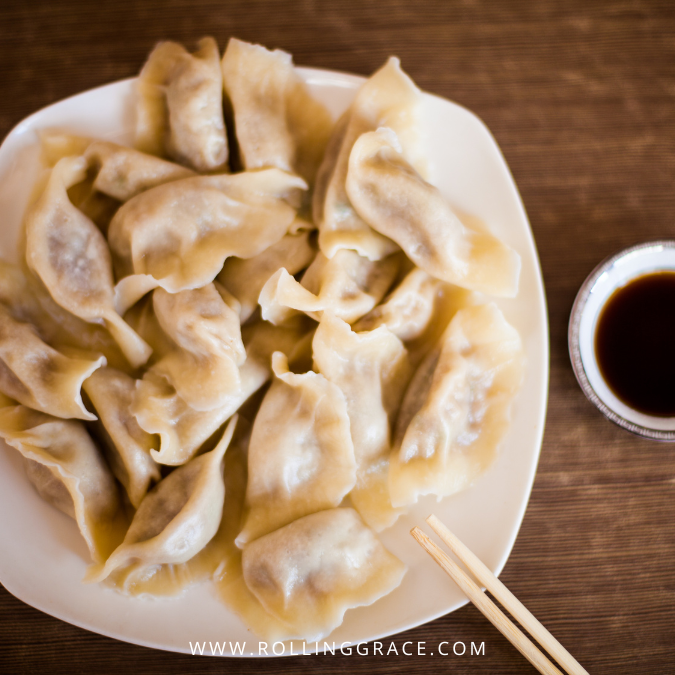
[313,57,426,261]
[0,303,105,420]
[217,231,316,324]
[235,352,356,546]
[83,367,161,509]
[312,313,411,530]
[85,416,236,584]
[259,248,400,326]
[40,132,197,202]
[84,140,196,201]
[353,267,444,342]
[389,303,525,507]
[135,37,228,172]
[131,319,307,467]
[346,127,521,297]
[222,38,333,184]
[106,415,251,598]
[2,261,136,373]
[109,169,307,314]
[24,156,152,368]
[0,405,126,564]
[242,508,406,642]
[147,284,246,411]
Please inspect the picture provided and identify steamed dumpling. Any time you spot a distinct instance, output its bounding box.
[313,313,410,530]
[83,367,161,508]
[0,261,133,373]
[353,267,444,341]
[84,140,196,201]
[346,128,521,297]
[222,38,333,184]
[105,416,251,597]
[235,353,356,546]
[86,417,236,583]
[0,405,126,563]
[242,508,406,641]
[136,37,228,171]
[148,284,245,411]
[132,319,307,466]
[313,57,426,261]
[389,303,525,506]
[0,303,104,421]
[109,169,307,313]
[217,231,316,323]
[259,248,399,325]
[39,131,196,202]
[24,156,152,368]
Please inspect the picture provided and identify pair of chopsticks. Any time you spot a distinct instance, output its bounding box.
[412,515,588,675]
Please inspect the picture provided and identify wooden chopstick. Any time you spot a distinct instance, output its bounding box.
[411,527,564,675]
[424,515,588,675]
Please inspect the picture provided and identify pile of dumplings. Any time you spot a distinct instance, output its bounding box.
[0,36,525,643]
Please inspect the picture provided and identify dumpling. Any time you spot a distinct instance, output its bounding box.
[84,140,196,201]
[104,415,251,597]
[39,131,196,202]
[0,405,126,563]
[259,248,399,325]
[24,156,152,368]
[313,57,426,261]
[221,38,333,184]
[0,261,133,373]
[242,508,406,641]
[132,319,307,466]
[346,128,521,297]
[86,417,236,584]
[235,353,356,546]
[108,169,307,314]
[313,313,410,530]
[389,303,525,507]
[0,303,104,421]
[353,267,444,341]
[135,37,228,171]
[148,284,245,411]
[122,292,176,363]
[39,129,92,166]
[38,132,196,235]
[83,367,161,508]
[217,231,316,324]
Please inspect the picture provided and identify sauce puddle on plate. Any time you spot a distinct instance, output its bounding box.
[595,271,675,416]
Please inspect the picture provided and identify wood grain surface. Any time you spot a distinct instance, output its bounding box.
[1,0,675,672]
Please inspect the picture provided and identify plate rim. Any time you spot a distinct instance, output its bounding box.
[0,65,550,656]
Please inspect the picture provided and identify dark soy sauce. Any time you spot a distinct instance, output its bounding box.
[595,272,675,416]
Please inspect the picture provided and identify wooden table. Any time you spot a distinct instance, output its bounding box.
[1,1,674,672]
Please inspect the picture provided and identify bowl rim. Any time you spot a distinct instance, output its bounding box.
[568,239,675,441]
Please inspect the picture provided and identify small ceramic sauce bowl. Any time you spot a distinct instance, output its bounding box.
[569,240,675,441]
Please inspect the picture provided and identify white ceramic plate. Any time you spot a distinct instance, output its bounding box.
[0,67,548,656]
